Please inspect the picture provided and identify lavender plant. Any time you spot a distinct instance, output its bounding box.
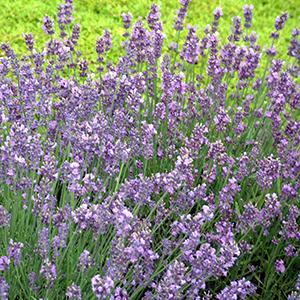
[0,0,299,299]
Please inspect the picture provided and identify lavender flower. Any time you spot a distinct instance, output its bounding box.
[217,278,257,299]
[112,287,129,300]
[0,277,9,300]
[40,259,57,286]
[42,16,55,35]
[128,20,151,63]
[256,155,281,189]
[66,283,82,299]
[275,259,285,274]
[180,26,199,64]
[96,30,112,64]
[260,193,282,234]
[23,33,35,51]
[275,12,289,31]
[7,240,23,266]
[0,257,10,271]
[280,205,300,240]
[91,275,114,299]
[0,206,10,228]
[121,13,132,30]
[37,227,49,259]
[28,272,39,293]
[266,46,277,57]
[212,7,223,33]
[230,16,243,42]
[0,1,299,298]
[173,0,191,31]
[243,5,254,29]
[57,0,74,37]
[78,250,93,271]
[214,107,231,132]
[147,4,162,31]
[285,244,297,257]
[288,28,300,60]
[154,260,188,299]
[288,291,300,300]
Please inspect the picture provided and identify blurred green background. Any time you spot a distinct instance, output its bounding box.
[0,0,299,61]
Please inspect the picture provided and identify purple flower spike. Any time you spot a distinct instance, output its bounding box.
[66,283,82,299]
[0,206,10,228]
[275,259,285,274]
[0,277,9,300]
[181,26,200,65]
[91,275,114,299]
[7,239,23,266]
[243,5,254,29]
[0,257,10,271]
[42,16,55,35]
[217,278,257,300]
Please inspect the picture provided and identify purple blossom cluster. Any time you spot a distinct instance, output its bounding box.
[0,0,299,299]
[216,278,257,300]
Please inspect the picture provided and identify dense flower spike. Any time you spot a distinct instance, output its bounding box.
[0,257,10,271]
[91,275,114,299]
[0,277,9,300]
[40,260,57,286]
[147,4,162,31]
[243,5,254,29]
[216,278,257,299]
[96,30,112,64]
[212,7,223,33]
[121,13,132,30]
[275,12,289,31]
[0,206,10,228]
[42,16,55,35]
[0,0,299,299]
[66,283,82,299]
[23,33,35,51]
[173,0,191,31]
[275,259,286,274]
[256,155,281,189]
[181,25,200,64]
[7,240,23,266]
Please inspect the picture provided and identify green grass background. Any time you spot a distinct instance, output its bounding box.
[0,0,299,61]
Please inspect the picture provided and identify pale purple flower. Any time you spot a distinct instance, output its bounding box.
[96,30,112,63]
[217,278,257,299]
[230,16,243,42]
[40,260,57,285]
[23,33,35,51]
[275,12,289,31]
[0,257,10,271]
[154,260,188,299]
[91,275,114,299]
[112,287,129,300]
[243,5,254,29]
[181,26,199,64]
[285,244,297,257]
[37,227,49,259]
[211,7,223,33]
[121,13,132,30]
[174,0,191,31]
[0,206,10,228]
[66,283,81,299]
[78,250,93,270]
[147,4,162,31]
[42,16,55,35]
[0,277,9,300]
[275,259,285,274]
[256,155,281,189]
[7,240,23,266]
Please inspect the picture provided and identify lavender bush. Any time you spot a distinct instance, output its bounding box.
[0,0,299,299]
